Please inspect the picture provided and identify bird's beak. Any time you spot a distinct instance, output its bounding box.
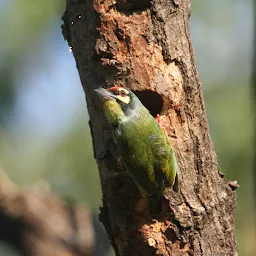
[95,87,117,101]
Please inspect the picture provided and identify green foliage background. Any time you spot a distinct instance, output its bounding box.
[0,0,254,255]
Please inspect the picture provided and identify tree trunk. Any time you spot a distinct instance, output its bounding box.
[62,1,238,255]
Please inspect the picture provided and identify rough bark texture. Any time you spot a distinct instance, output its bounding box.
[62,1,238,255]
[0,170,109,256]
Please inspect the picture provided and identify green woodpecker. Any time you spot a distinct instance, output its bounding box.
[95,86,178,212]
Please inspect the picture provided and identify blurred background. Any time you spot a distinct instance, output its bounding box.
[0,0,254,255]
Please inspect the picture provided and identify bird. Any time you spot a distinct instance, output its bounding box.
[95,86,179,212]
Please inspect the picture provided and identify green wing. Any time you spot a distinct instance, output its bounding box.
[117,113,178,196]
[149,121,178,190]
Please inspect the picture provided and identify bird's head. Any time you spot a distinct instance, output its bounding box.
[95,86,143,124]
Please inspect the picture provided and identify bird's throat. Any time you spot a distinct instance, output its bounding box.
[103,100,126,125]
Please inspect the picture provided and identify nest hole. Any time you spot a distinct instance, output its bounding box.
[133,90,163,117]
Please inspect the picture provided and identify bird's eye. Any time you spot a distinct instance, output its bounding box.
[119,90,127,97]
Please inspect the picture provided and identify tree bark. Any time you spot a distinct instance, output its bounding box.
[62,1,238,255]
